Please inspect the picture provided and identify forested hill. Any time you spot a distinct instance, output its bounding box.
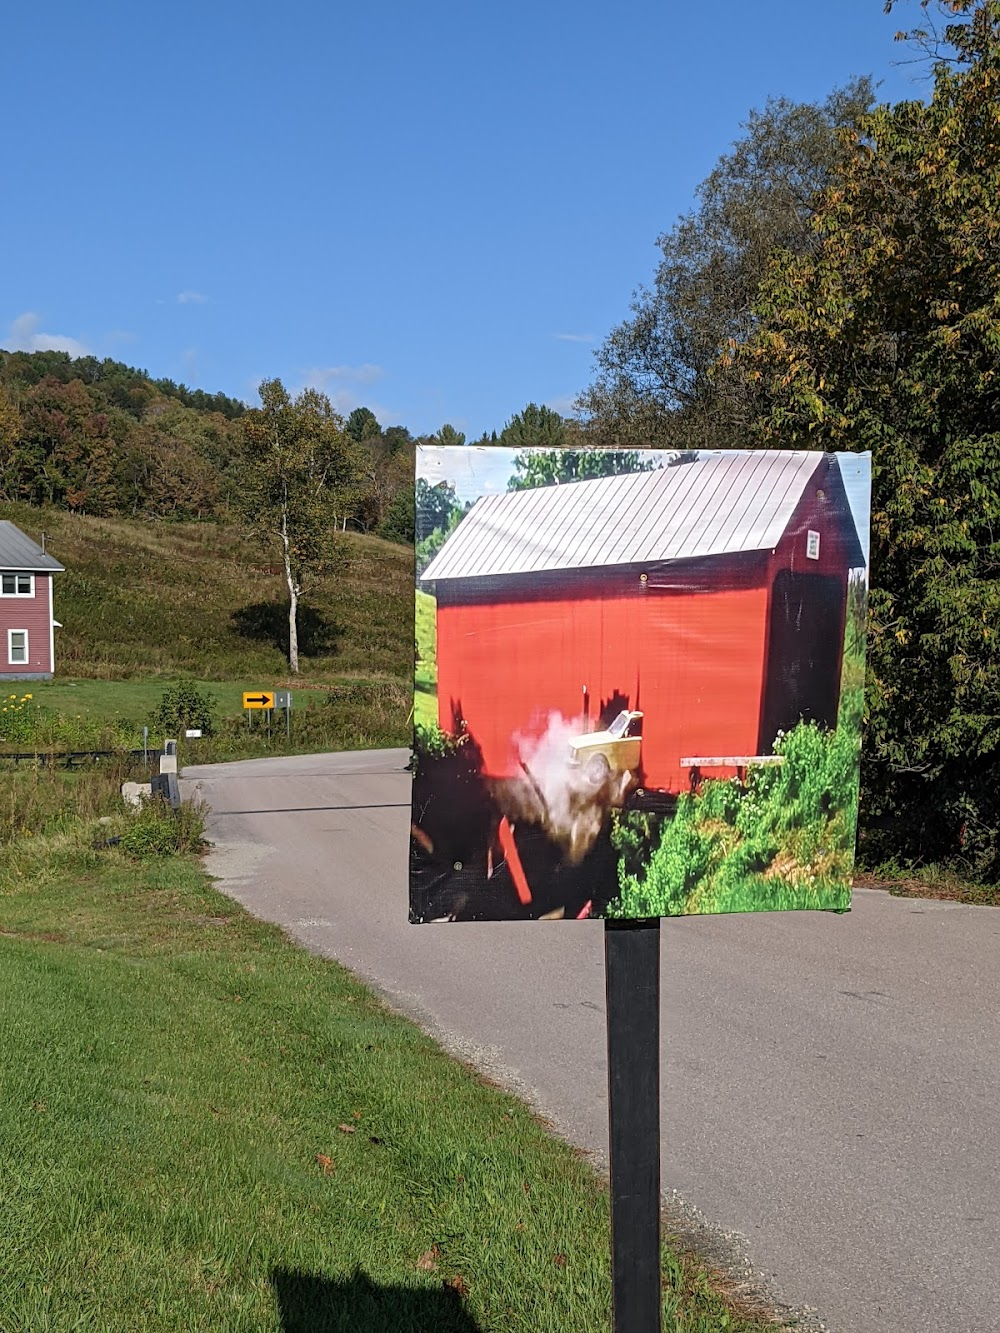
[0,350,413,539]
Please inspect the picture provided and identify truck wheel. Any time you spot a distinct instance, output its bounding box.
[586,753,611,786]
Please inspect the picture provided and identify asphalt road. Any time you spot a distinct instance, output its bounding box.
[182,748,1000,1333]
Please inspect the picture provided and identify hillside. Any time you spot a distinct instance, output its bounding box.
[1,504,411,683]
[0,505,413,756]
[0,350,415,538]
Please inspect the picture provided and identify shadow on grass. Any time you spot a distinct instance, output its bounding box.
[271,1267,482,1332]
[232,602,343,657]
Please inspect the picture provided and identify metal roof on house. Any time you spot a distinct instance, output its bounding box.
[0,521,65,572]
[421,451,856,582]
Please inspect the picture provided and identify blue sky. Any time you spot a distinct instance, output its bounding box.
[2,1,925,439]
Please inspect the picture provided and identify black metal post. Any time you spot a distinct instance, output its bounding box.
[605,917,662,1333]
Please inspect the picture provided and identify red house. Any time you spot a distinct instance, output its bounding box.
[0,521,64,681]
[422,451,866,795]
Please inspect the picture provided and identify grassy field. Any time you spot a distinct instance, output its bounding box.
[415,589,437,731]
[0,676,411,764]
[0,827,777,1333]
[0,505,414,757]
[0,503,412,684]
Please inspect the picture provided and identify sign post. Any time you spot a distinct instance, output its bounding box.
[274,690,292,741]
[409,444,872,1330]
[605,919,662,1333]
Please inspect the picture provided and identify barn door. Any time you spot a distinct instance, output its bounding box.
[758,570,843,752]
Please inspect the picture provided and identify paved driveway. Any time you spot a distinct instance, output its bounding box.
[182,748,1000,1333]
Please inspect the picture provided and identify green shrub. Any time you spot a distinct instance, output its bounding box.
[150,681,217,737]
[607,795,716,918]
[606,719,861,918]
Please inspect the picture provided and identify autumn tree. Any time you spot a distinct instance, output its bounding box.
[732,0,1000,874]
[0,386,23,502]
[578,78,875,449]
[238,379,360,672]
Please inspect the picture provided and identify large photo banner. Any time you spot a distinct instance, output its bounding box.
[411,446,871,923]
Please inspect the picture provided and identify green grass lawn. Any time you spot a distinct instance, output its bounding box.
[0,675,411,763]
[415,588,437,731]
[0,837,775,1333]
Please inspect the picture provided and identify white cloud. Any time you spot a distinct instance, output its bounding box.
[553,332,595,343]
[304,362,385,387]
[297,364,392,420]
[545,394,581,417]
[6,311,89,358]
[176,290,208,304]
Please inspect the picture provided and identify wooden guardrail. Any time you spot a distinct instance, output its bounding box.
[0,749,164,769]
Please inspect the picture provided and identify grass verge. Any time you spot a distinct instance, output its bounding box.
[854,866,1000,907]
[0,831,779,1332]
[0,678,411,765]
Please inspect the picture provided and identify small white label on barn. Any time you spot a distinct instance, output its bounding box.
[806,530,821,560]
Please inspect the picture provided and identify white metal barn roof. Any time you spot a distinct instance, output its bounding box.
[422,451,840,582]
[0,521,64,572]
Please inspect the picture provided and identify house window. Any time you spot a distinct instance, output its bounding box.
[1,573,33,596]
[8,630,28,665]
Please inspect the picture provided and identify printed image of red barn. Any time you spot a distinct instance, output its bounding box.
[421,451,867,796]
[0,521,64,681]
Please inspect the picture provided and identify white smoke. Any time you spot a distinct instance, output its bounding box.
[492,711,629,864]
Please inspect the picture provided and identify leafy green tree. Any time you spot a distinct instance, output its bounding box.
[238,379,360,673]
[578,78,875,449]
[415,477,461,537]
[415,478,466,574]
[432,423,466,447]
[733,0,1000,875]
[498,403,567,450]
[151,681,218,737]
[507,449,658,491]
[345,406,381,443]
[377,486,415,545]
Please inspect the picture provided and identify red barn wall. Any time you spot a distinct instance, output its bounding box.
[0,574,54,677]
[436,564,770,793]
[756,473,858,745]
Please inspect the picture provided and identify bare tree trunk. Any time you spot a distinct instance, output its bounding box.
[280,503,300,673]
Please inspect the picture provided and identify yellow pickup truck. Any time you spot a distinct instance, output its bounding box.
[568,710,644,787]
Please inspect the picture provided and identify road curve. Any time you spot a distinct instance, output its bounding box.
[182,748,1000,1333]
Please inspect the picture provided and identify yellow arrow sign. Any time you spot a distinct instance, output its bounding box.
[243,691,275,710]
